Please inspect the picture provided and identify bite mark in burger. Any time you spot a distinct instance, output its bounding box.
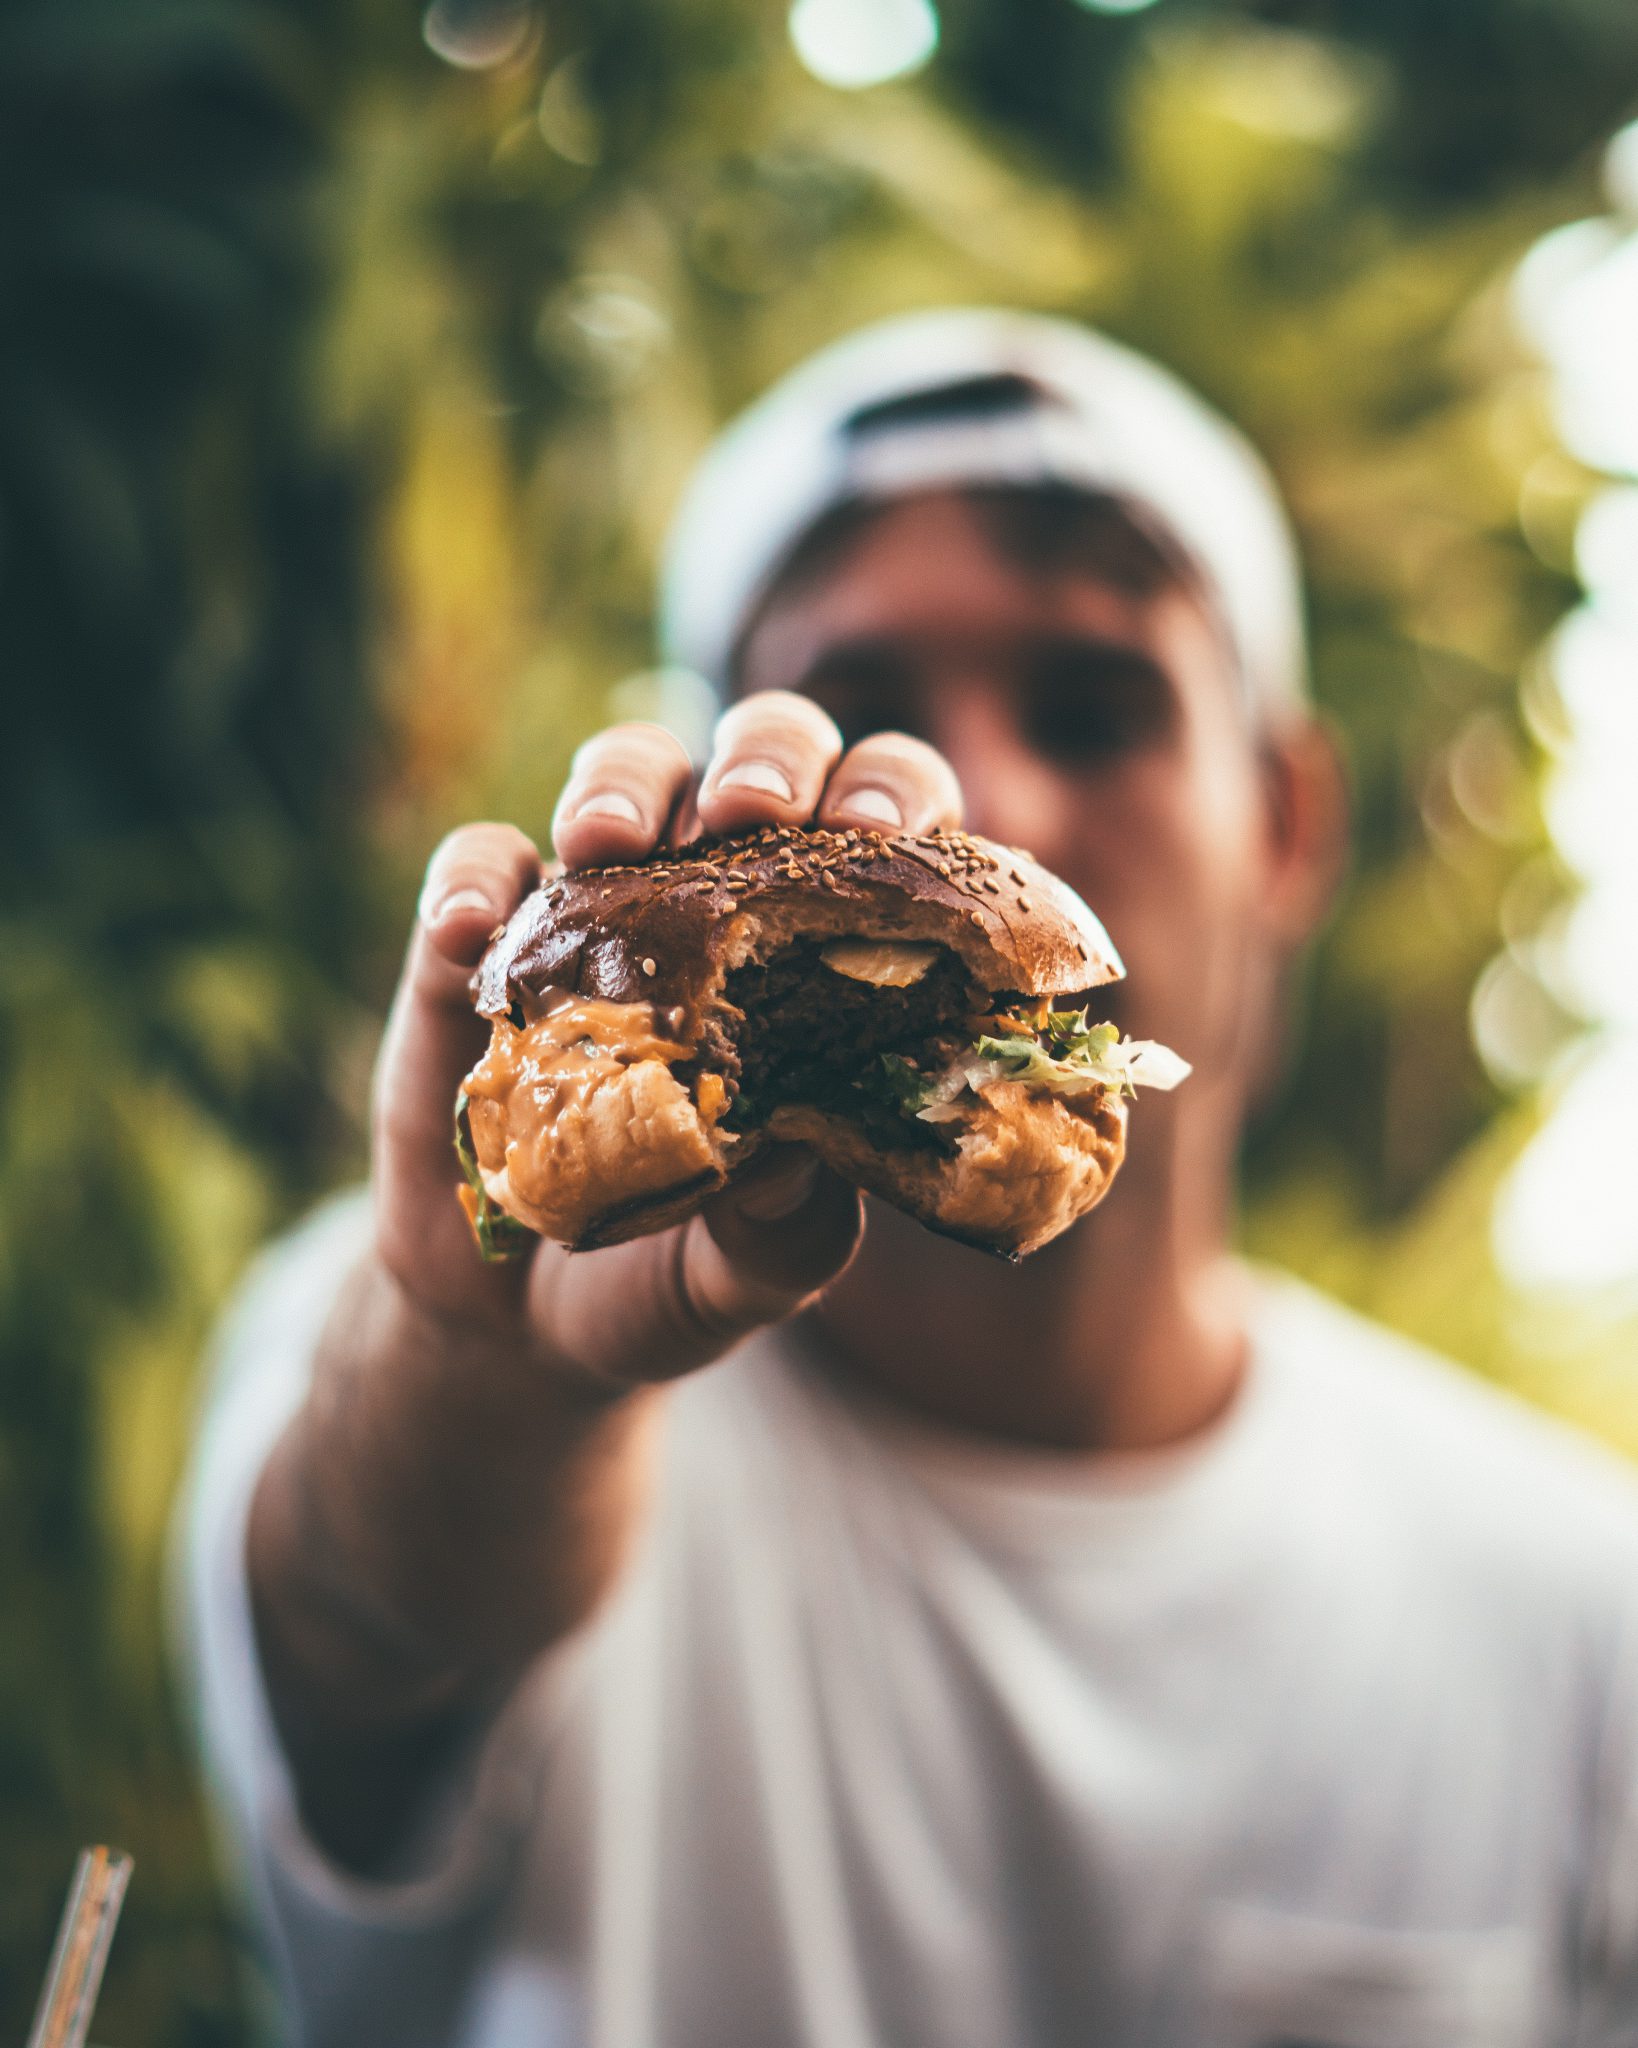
[455,826,1187,1261]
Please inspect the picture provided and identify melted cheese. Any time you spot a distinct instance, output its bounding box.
[461,994,719,1243]
[820,939,940,988]
[464,993,690,1128]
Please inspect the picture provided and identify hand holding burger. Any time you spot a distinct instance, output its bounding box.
[458,822,1185,1262]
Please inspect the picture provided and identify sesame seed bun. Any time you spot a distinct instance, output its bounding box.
[459,826,1130,1259]
[475,825,1122,1024]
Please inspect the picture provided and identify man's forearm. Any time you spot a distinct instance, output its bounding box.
[245,1252,658,1870]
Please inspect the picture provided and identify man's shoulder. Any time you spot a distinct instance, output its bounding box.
[1258,1272,1638,1602]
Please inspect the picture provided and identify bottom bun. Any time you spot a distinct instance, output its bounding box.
[465,1050,730,1250]
[767,1081,1127,1260]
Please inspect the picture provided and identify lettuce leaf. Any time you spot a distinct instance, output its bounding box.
[1041,1009,1124,1059]
[974,1032,1104,1089]
[454,1090,536,1264]
[891,1009,1191,1125]
[971,1015,1188,1101]
[875,1052,941,1116]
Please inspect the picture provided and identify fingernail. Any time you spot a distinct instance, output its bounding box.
[570,790,644,825]
[419,883,493,927]
[735,1154,819,1222]
[714,760,794,803]
[834,786,902,827]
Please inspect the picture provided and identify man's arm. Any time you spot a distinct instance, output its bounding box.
[243,695,961,1873]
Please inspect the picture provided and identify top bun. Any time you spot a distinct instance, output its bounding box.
[475,824,1122,1021]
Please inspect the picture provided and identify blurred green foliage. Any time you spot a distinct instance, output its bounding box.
[2,0,1635,2039]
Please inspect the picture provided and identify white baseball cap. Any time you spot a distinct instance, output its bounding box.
[658,307,1307,723]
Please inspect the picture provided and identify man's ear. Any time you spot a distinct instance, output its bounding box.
[1257,715,1350,946]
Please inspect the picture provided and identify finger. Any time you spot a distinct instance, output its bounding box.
[374,824,543,1303]
[666,780,704,849]
[553,724,695,870]
[696,692,843,834]
[818,732,964,835]
[534,1149,864,1384]
[415,822,543,976]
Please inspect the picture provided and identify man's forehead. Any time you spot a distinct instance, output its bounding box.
[736,490,1221,688]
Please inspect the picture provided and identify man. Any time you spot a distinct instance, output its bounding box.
[179,311,1638,2047]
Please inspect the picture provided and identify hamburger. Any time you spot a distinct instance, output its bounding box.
[455,824,1187,1262]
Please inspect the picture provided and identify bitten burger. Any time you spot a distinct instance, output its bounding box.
[455,824,1187,1261]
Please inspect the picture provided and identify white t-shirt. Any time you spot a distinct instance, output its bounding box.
[177,1195,1638,2048]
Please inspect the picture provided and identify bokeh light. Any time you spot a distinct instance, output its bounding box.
[1496,172,1638,1294]
[1513,223,1638,476]
[1495,1042,1638,1291]
[788,0,939,90]
[536,275,672,394]
[422,0,536,70]
[1576,487,1638,608]
[1606,117,1638,215]
[538,55,602,165]
[1561,883,1638,1029]
[1470,951,1575,1091]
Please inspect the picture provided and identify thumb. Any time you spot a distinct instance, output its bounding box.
[537,1149,863,1384]
[693,1148,865,1334]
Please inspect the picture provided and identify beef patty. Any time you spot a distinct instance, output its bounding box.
[713,940,984,1150]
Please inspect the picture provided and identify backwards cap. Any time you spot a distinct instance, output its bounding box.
[659,307,1307,722]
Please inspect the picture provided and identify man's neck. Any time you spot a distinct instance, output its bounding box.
[805,1100,1250,1457]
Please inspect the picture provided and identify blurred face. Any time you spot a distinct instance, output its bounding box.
[736,491,1319,1091]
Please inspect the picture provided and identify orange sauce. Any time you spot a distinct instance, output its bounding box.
[465,993,692,1130]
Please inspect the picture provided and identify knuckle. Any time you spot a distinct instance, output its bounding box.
[715,691,841,753]
[629,721,695,773]
[424,822,487,877]
[563,743,628,790]
[672,1222,801,1357]
[833,750,907,791]
[570,723,691,782]
[848,731,948,776]
[421,824,537,911]
[429,819,530,868]
[664,1227,746,1357]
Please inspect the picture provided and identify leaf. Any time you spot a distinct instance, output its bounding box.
[970,1017,1187,1101]
[453,1090,535,1264]
[876,1052,939,1114]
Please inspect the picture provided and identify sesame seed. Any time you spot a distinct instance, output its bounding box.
[642,957,656,976]
[970,909,985,927]
[1019,893,1033,912]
